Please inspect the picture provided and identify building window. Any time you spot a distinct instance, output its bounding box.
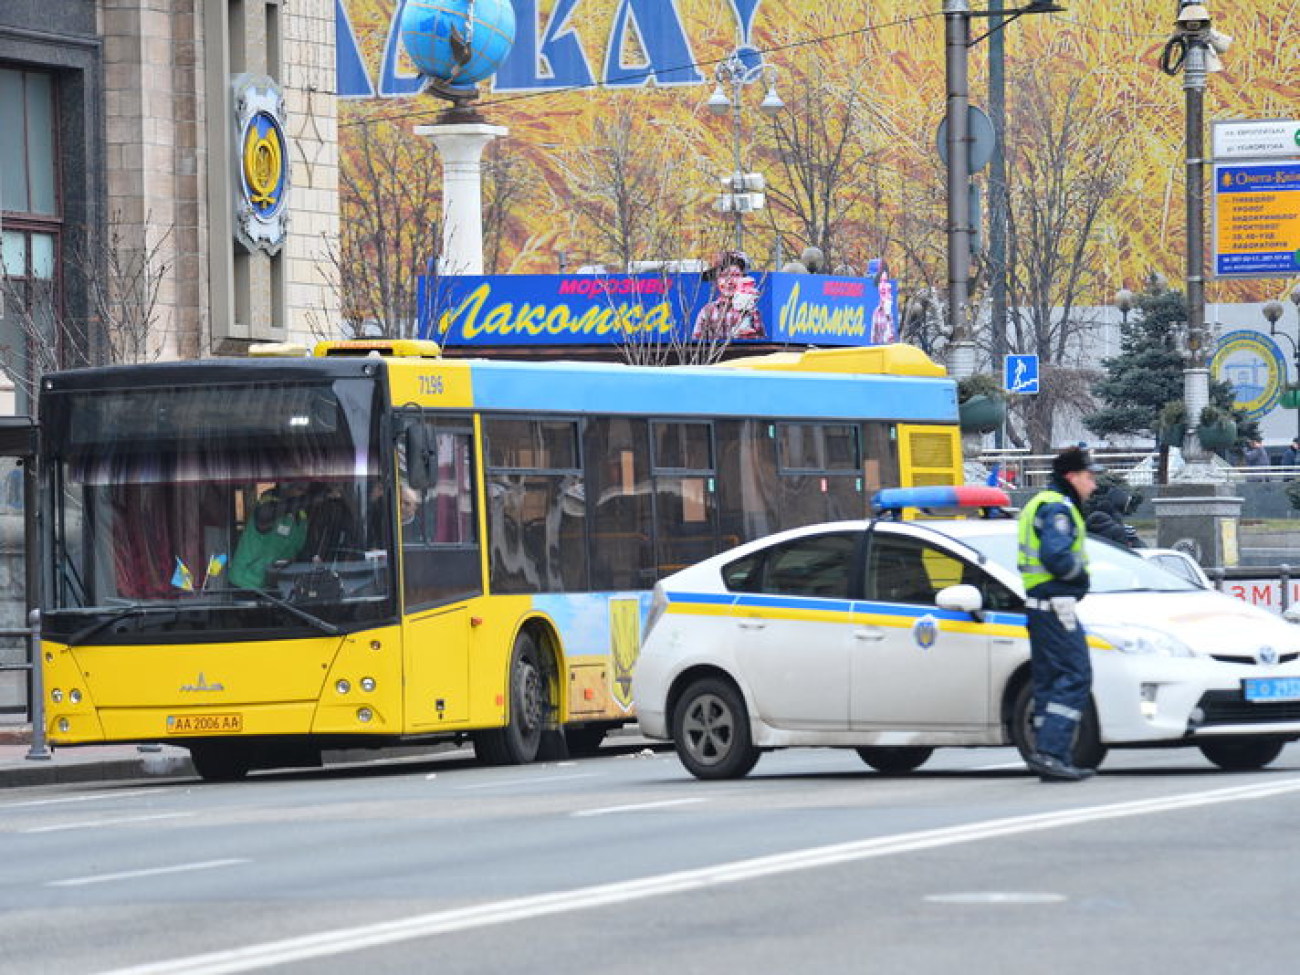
[0,66,60,411]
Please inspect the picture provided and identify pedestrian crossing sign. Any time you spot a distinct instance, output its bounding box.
[1005,354,1039,394]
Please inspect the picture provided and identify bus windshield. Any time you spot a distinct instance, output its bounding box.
[43,377,396,640]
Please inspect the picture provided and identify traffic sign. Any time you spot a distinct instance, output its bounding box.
[1005,354,1039,394]
[1212,119,1300,161]
[1212,161,1300,279]
[936,105,996,174]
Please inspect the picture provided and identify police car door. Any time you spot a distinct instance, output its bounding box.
[729,530,860,731]
[850,527,991,730]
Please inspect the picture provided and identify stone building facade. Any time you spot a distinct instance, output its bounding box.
[1,0,340,408]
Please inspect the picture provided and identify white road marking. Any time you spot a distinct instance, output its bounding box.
[451,772,597,791]
[0,789,155,810]
[95,777,1300,975]
[925,892,1067,905]
[572,798,706,817]
[49,859,249,888]
[969,762,1029,772]
[23,812,194,834]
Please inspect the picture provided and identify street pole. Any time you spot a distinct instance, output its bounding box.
[988,0,1007,444]
[945,0,975,380]
[1182,36,1210,461]
[731,81,745,253]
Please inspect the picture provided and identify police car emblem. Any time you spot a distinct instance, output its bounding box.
[1260,645,1278,666]
[912,614,939,650]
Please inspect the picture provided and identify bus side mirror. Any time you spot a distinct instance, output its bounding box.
[405,423,432,490]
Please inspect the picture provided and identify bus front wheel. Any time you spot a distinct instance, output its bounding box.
[189,743,251,782]
[474,632,549,765]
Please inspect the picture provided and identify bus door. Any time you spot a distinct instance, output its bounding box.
[399,417,482,729]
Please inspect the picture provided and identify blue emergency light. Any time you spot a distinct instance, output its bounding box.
[871,485,1012,519]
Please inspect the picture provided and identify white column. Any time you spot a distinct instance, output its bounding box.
[415,122,508,275]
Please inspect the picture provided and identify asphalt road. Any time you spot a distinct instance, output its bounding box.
[3,742,1300,975]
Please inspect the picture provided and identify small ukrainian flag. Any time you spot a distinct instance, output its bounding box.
[202,553,228,591]
[171,557,194,592]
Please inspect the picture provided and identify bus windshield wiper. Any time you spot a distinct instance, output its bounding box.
[234,587,339,636]
[65,605,178,647]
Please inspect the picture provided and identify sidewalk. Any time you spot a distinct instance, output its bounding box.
[0,725,197,788]
[0,724,655,789]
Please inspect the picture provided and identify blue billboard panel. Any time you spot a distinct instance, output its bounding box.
[419,269,898,349]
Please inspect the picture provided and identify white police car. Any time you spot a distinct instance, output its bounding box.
[633,486,1300,779]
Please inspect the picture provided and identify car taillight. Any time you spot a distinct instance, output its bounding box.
[643,584,669,641]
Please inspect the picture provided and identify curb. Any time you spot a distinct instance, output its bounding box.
[0,752,196,788]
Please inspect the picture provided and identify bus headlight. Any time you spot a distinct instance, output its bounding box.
[356,707,374,723]
[336,679,351,694]
[360,677,376,692]
[70,689,82,704]
[51,689,63,703]
[57,718,70,733]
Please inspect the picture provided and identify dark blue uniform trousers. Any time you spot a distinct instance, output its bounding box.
[1026,604,1092,762]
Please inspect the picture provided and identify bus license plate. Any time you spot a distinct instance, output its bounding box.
[166,713,243,734]
[1243,678,1300,703]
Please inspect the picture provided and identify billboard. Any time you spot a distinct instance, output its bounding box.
[419,268,898,349]
[338,1,1300,299]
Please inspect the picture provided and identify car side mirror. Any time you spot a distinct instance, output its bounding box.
[936,583,984,617]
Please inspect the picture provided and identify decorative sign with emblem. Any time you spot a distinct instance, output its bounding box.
[1210,330,1288,422]
[232,74,290,254]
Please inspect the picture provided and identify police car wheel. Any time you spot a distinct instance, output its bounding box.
[1198,738,1285,771]
[671,677,760,780]
[1009,681,1106,771]
[855,746,933,774]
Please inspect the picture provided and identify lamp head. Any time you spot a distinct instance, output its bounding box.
[758,85,785,118]
[1263,300,1285,326]
[706,83,731,116]
[1175,2,1211,32]
[1291,282,1300,307]
[1115,289,1135,314]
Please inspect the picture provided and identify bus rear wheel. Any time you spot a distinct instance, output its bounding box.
[189,743,251,782]
[475,632,549,765]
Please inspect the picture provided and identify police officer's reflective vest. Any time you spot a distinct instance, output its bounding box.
[1017,489,1087,592]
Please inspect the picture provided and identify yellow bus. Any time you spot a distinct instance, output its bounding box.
[37,340,961,779]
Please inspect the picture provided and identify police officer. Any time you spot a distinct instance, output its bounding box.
[1018,446,1103,782]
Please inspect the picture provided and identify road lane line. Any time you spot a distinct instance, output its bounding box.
[572,798,706,817]
[24,812,193,834]
[49,859,249,888]
[451,772,597,790]
[95,776,1300,975]
[0,790,155,810]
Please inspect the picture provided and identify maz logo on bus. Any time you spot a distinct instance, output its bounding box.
[418,374,446,396]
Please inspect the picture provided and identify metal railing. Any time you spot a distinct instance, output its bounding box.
[0,610,47,759]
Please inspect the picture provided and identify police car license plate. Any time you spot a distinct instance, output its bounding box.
[1243,677,1300,703]
[166,713,243,734]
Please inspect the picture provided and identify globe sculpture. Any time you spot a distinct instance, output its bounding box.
[400,0,516,121]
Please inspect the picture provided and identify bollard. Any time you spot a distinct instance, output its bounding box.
[26,609,49,761]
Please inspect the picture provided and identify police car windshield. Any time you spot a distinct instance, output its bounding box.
[957,531,1201,594]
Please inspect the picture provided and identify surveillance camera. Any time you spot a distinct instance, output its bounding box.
[1175,3,1210,31]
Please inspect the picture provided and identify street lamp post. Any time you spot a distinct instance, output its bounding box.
[707,53,783,254]
[1160,1,1231,463]
[942,0,1063,381]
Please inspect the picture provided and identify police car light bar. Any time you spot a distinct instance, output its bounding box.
[871,486,1012,518]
